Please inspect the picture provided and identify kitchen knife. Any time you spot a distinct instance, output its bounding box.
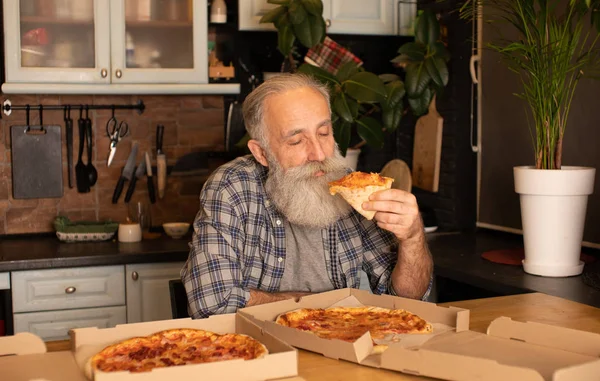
[112,143,138,204]
[124,159,146,203]
[156,124,166,199]
[145,151,156,204]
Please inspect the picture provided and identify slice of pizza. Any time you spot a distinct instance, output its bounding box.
[328,172,394,220]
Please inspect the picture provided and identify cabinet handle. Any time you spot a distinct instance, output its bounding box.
[115,69,122,79]
[65,286,76,294]
[132,271,139,281]
[325,19,331,28]
[100,68,108,78]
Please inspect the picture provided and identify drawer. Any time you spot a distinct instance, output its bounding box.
[13,306,127,342]
[12,265,125,313]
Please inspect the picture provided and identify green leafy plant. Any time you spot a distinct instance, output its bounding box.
[260,0,326,71]
[391,10,451,116]
[258,2,450,156]
[459,0,600,170]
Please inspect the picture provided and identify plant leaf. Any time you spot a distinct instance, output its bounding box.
[288,1,307,24]
[292,13,325,48]
[298,63,340,87]
[336,61,360,82]
[382,80,405,131]
[432,42,451,62]
[278,23,296,56]
[425,57,449,88]
[333,93,354,123]
[333,120,351,156]
[267,0,291,4]
[300,0,323,16]
[273,11,290,29]
[379,73,400,83]
[415,10,440,45]
[408,88,433,117]
[356,117,385,149]
[260,6,287,24]
[405,62,431,97]
[344,72,387,103]
[593,6,600,32]
[396,42,427,60]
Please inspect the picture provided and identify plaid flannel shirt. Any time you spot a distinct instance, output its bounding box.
[181,156,432,318]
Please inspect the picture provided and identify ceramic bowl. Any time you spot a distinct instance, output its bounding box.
[163,223,190,239]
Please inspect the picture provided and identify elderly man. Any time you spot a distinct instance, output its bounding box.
[181,73,433,318]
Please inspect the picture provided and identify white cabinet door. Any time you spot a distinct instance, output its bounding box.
[125,262,185,324]
[238,0,277,31]
[3,0,111,83]
[110,0,207,84]
[326,0,395,35]
[13,306,127,342]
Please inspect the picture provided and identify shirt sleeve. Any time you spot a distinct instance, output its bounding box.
[360,220,399,295]
[181,178,251,319]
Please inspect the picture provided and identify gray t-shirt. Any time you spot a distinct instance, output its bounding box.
[278,221,334,293]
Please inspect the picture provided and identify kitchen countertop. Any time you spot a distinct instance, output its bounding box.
[1,229,599,308]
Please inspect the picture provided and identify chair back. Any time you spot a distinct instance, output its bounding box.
[169,279,190,319]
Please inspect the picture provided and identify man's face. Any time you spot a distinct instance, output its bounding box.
[258,86,352,228]
[263,86,336,171]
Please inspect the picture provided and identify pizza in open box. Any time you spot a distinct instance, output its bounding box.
[88,328,268,375]
[328,172,394,220]
[275,306,432,353]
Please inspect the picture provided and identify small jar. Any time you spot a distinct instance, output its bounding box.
[210,0,227,23]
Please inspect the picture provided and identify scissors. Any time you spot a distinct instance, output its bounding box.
[106,112,129,167]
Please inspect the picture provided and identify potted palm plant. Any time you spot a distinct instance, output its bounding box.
[460,0,600,277]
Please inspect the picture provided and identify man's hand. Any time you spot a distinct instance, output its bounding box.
[362,189,422,241]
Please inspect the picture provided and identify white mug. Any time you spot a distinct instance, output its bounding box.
[118,223,142,243]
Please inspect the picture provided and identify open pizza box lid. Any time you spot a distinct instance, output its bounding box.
[239,288,470,365]
[380,316,600,381]
[0,314,302,381]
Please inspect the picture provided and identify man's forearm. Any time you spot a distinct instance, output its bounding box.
[247,289,311,307]
[390,231,433,299]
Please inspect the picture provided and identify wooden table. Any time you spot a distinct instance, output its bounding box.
[46,292,600,381]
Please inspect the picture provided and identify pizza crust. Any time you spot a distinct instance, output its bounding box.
[328,172,394,220]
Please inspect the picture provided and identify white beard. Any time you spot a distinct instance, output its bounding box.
[264,149,353,228]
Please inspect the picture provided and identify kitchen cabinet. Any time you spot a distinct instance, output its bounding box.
[2,0,239,94]
[125,262,185,324]
[238,0,415,36]
[13,306,126,342]
[0,273,9,290]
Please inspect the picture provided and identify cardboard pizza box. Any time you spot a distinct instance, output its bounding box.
[381,316,600,381]
[0,314,300,381]
[239,288,470,365]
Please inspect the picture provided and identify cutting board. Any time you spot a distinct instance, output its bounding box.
[412,96,443,192]
[11,125,63,199]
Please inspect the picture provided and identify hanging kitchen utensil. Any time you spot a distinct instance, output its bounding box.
[75,107,90,193]
[144,151,156,204]
[156,124,167,199]
[85,106,98,186]
[11,106,63,199]
[124,158,146,203]
[64,106,74,189]
[112,143,138,204]
[412,95,444,192]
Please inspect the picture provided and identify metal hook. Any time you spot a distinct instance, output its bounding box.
[26,105,30,128]
[67,105,71,119]
[85,104,89,119]
[79,105,83,119]
[111,105,115,119]
[39,105,43,127]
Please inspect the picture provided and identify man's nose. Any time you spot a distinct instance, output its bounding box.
[307,138,326,162]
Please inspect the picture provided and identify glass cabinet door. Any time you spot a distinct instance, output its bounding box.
[110,0,207,84]
[3,0,111,83]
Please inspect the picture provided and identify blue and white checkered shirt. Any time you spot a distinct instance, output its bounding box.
[182,155,430,319]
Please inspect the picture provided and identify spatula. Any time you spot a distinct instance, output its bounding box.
[75,116,90,193]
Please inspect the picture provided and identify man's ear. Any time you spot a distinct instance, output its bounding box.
[247,139,269,167]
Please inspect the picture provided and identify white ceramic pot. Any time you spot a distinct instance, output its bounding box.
[514,166,596,277]
[343,148,361,171]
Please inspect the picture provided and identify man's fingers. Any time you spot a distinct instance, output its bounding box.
[363,200,419,216]
[369,189,416,204]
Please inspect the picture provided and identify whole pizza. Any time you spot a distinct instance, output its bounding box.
[90,328,268,374]
[275,306,432,352]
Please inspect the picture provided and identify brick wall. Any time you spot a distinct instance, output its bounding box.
[0,94,225,235]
